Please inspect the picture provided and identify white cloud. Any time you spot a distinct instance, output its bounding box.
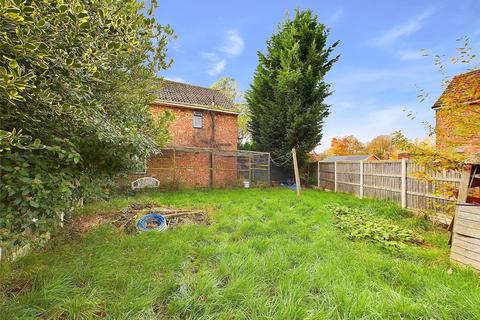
[164,76,185,83]
[219,30,244,56]
[398,49,427,61]
[368,8,435,46]
[328,7,344,25]
[209,59,227,76]
[201,52,227,76]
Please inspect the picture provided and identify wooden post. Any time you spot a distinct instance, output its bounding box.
[334,161,338,192]
[457,164,472,204]
[317,161,320,188]
[267,154,271,187]
[401,158,407,208]
[448,164,472,245]
[248,153,252,185]
[359,160,364,199]
[173,148,176,184]
[292,148,301,196]
[210,151,214,188]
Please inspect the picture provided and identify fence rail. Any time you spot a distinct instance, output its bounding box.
[308,159,461,213]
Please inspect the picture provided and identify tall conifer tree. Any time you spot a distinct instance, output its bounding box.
[246,9,339,166]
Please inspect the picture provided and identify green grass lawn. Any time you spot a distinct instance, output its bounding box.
[1,188,479,319]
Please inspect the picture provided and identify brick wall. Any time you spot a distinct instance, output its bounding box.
[132,150,239,189]
[150,103,238,150]
[132,103,239,189]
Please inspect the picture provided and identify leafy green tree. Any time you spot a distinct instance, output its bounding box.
[0,0,173,250]
[246,9,339,166]
[211,77,250,145]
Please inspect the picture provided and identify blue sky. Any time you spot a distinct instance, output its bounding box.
[155,0,480,151]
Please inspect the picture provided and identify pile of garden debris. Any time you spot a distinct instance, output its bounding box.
[69,203,209,235]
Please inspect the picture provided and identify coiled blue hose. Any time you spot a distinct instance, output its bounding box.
[136,213,167,232]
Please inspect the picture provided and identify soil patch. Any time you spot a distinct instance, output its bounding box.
[68,204,210,236]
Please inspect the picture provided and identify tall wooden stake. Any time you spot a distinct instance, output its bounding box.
[400,158,407,208]
[292,148,301,196]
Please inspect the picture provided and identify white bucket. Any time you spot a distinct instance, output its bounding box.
[243,180,250,188]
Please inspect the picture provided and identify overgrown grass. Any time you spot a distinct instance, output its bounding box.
[1,188,479,319]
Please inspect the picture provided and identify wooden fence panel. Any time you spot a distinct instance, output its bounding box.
[336,161,361,196]
[316,160,460,213]
[319,162,335,191]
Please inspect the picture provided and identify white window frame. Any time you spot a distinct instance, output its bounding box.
[193,111,203,128]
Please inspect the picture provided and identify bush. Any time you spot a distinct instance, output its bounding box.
[329,204,423,249]
[0,1,173,251]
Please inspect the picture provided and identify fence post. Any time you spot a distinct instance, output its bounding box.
[248,153,252,185]
[173,148,176,184]
[292,148,301,196]
[334,161,338,192]
[359,160,364,198]
[317,161,320,188]
[401,158,407,208]
[267,154,271,187]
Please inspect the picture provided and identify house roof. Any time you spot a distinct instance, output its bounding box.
[433,70,480,109]
[155,80,236,112]
[321,154,379,162]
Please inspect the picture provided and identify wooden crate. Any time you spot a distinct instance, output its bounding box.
[451,204,480,271]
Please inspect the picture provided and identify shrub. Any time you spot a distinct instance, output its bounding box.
[0,1,173,251]
[329,204,423,249]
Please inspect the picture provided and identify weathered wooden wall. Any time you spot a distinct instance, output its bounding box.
[451,204,480,271]
[312,160,461,213]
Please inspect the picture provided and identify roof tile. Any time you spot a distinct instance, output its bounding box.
[434,70,480,108]
[156,80,235,111]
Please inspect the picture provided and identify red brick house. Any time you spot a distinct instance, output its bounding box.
[135,80,241,188]
[433,70,480,155]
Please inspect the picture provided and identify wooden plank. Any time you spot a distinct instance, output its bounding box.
[334,162,338,192]
[454,225,480,238]
[401,158,407,208]
[336,181,361,186]
[454,233,480,246]
[455,217,480,231]
[457,210,480,223]
[458,205,480,215]
[452,238,480,255]
[292,148,301,196]
[451,251,480,270]
[360,160,364,199]
[362,173,402,178]
[364,185,401,192]
[335,171,361,175]
[317,161,320,188]
[457,165,472,203]
[452,246,480,262]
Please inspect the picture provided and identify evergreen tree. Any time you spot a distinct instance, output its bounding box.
[246,9,339,167]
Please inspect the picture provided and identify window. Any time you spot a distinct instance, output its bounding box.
[193,111,203,128]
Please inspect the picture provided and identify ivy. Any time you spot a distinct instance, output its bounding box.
[329,205,423,249]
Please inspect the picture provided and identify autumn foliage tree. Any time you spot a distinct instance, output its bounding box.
[393,36,479,170]
[211,77,250,145]
[326,135,364,156]
[366,135,398,160]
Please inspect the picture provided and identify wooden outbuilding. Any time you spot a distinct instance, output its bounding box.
[450,163,480,271]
